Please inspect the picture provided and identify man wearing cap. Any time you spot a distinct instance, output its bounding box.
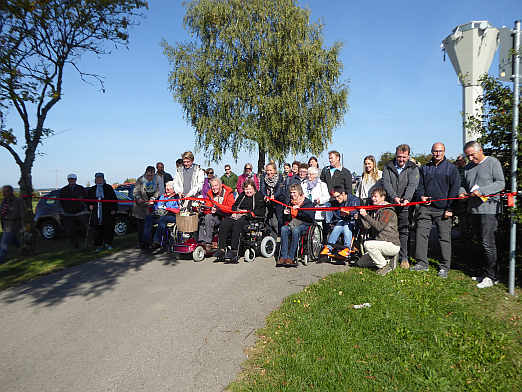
[59,174,89,248]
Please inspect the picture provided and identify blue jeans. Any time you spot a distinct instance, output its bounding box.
[324,202,333,224]
[0,231,20,262]
[280,224,309,259]
[328,221,356,248]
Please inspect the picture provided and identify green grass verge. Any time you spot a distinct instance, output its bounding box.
[229,268,521,391]
[0,234,136,290]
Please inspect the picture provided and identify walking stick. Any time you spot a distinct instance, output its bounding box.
[85,209,93,249]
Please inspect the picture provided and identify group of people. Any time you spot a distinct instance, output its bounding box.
[0,141,506,289]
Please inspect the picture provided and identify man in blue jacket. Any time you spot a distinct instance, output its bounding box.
[411,143,460,278]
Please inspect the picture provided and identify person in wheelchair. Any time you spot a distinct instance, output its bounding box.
[320,186,361,261]
[277,184,315,267]
[148,181,180,249]
[357,187,400,276]
[215,179,266,263]
[198,177,235,252]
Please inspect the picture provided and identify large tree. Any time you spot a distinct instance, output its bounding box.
[162,0,348,172]
[0,0,147,231]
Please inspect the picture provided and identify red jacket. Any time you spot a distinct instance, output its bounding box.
[205,184,235,216]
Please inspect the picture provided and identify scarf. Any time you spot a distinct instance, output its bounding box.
[306,178,318,191]
[212,188,225,204]
[264,175,278,196]
[96,184,104,224]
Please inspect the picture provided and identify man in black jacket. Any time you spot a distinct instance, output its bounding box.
[320,150,352,195]
[382,144,419,269]
[86,173,118,251]
[59,174,88,248]
[320,150,353,227]
[411,143,460,277]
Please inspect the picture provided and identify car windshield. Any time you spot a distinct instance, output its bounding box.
[115,191,131,201]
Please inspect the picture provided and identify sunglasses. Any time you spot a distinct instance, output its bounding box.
[245,167,252,170]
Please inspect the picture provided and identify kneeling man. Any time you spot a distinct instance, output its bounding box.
[358,187,400,276]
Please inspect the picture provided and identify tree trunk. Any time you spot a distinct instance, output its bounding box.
[18,163,36,253]
[257,144,266,174]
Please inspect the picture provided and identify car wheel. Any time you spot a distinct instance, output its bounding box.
[39,220,58,240]
[114,217,128,236]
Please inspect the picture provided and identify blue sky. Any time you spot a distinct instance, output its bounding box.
[1,0,520,188]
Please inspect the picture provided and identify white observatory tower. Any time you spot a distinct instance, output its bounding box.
[442,21,499,145]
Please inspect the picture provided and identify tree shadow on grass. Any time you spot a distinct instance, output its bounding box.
[0,248,179,307]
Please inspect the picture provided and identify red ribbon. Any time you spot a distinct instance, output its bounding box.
[22,191,519,214]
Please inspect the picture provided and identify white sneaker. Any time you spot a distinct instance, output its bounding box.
[477,277,494,289]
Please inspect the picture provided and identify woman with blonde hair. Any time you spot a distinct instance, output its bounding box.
[355,155,382,203]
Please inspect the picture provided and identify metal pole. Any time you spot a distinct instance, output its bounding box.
[508,20,520,296]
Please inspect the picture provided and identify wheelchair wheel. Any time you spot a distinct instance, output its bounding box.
[307,224,323,261]
[193,245,205,262]
[244,248,256,262]
[260,236,276,258]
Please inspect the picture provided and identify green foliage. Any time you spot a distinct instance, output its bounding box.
[465,74,522,222]
[162,0,348,168]
[123,178,136,183]
[229,269,521,391]
[377,152,431,170]
[376,152,394,170]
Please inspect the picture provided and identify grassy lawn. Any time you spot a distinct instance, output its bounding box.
[229,267,521,391]
[0,233,136,290]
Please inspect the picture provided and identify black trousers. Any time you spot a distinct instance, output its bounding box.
[62,214,88,246]
[267,205,284,235]
[471,214,498,280]
[92,215,114,246]
[218,216,249,250]
[414,206,452,270]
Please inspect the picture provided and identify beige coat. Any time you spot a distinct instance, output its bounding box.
[133,175,160,220]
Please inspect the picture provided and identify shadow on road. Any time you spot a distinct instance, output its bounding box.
[0,249,179,307]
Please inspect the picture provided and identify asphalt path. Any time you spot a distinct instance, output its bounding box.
[0,249,347,392]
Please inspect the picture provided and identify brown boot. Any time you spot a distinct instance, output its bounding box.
[286,258,298,268]
[276,257,286,267]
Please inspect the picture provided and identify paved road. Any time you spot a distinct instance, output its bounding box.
[0,250,347,392]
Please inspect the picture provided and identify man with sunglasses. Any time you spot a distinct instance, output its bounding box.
[220,164,238,190]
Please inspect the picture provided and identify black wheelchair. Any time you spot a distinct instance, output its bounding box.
[237,217,277,262]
